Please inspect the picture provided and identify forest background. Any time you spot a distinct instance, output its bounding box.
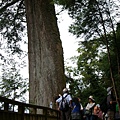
[0,0,120,108]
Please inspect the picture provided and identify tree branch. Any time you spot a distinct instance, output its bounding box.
[0,0,20,14]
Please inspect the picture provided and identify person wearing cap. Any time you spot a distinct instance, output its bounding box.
[56,88,72,120]
[84,95,96,120]
[106,87,116,120]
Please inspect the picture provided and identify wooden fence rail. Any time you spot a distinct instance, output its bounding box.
[0,96,60,120]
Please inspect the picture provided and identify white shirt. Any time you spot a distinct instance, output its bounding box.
[56,93,72,104]
[86,102,95,110]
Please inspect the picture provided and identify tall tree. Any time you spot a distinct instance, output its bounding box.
[24,0,65,107]
[0,0,65,107]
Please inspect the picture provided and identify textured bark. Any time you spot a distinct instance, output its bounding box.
[24,0,65,107]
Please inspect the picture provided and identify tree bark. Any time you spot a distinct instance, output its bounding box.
[24,0,65,108]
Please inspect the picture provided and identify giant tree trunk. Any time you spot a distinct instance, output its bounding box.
[24,0,65,107]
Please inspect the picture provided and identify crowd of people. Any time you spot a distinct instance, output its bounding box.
[55,87,119,120]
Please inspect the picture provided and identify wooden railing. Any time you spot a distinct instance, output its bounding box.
[0,96,60,120]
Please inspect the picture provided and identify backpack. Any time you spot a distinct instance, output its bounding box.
[59,94,69,112]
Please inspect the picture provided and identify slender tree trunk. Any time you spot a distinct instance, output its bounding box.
[106,0,120,76]
[96,0,120,112]
[106,6,120,112]
[24,0,65,108]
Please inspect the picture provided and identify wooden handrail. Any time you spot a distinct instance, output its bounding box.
[0,96,60,120]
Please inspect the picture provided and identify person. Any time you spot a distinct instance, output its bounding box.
[78,98,84,119]
[93,104,103,120]
[84,95,96,120]
[78,98,84,111]
[115,103,120,120]
[71,97,82,120]
[56,88,72,120]
[106,87,116,120]
[55,94,61,107]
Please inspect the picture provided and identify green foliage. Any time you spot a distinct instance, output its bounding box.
[0,0,26,54]
[76,39,108,105]
[0,57,28,102]
[65,30,120,105]
[0,0,28,102]
[62,0,120,103]
[0,34,28,102]
[68,0,119,40]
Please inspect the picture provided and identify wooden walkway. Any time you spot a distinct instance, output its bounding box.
[0,96,60,120]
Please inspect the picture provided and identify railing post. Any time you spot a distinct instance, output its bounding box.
[18,105,24,120]
[30,108,37,114]
[4,102,9,111]
[57,111,60,120]
[43,108,47,120]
